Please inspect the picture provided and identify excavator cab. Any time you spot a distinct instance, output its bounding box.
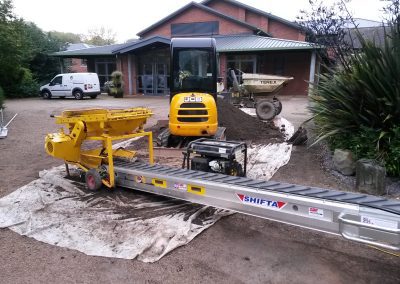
[157,38,225,147]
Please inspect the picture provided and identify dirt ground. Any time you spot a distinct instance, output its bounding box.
[0,95,399,284]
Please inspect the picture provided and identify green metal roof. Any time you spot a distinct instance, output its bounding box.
[215,35,317,52]
[52,35,317,58]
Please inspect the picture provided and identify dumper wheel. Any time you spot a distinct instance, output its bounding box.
[272,98,282,115]
[85,169,102,191]
[256,100,277,121]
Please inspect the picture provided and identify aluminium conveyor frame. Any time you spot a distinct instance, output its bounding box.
[110,161,400,251]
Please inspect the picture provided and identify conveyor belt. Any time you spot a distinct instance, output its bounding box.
[114,160,400,216]
[112,161,400,251]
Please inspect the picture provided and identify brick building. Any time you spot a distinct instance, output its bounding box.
[54,0,319,96]
[61,43,95,73]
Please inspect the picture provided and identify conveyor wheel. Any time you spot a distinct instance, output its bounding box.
[85,169,102,191]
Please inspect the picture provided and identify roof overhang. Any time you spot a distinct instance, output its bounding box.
[112,36,171,54]
[50,35,320,58]
[215,35,320,53]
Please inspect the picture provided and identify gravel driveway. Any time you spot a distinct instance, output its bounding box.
[0,95,399,284]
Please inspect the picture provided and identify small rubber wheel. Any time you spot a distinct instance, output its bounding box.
[89,95,97,99]
[74,90,84,100]
[256,100,277,121]
[85,169,102,191]
[230,163,244,177]
[42,90,51,99]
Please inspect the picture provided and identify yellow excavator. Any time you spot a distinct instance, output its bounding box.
[157,38,226,147]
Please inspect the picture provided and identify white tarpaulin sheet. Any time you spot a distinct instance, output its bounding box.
[0,119,293,262]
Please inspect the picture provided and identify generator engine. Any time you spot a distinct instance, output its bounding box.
[183,139,247,177]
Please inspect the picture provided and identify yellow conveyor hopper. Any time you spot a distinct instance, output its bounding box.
[45,107,153,189]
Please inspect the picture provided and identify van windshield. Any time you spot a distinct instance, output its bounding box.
[171,48,216,94]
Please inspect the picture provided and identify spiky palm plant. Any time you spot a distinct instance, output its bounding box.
[310,25,400,175]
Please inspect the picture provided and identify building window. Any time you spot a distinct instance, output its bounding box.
[226,54,256,74]
[226,55,257,89]
[95,58,117,87]
[81,59,87,66]
[171,21,219,36]
[273,57,285,75]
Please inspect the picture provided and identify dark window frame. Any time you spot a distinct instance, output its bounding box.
[171,21,219,37]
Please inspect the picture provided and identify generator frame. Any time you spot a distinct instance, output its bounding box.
[183,138,247,176]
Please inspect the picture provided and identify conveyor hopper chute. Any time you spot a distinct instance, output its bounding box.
[45,107,154,188]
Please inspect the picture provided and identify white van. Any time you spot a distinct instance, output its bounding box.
[40,73,101,100]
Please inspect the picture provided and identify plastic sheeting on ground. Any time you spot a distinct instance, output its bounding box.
[0,119,293,262]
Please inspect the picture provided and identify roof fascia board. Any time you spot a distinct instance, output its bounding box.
[112,36,170,54]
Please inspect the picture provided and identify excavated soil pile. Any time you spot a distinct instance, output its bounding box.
[130,99,284,149]
[217,98,283,143]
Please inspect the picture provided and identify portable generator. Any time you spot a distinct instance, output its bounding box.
[182,138,247,177]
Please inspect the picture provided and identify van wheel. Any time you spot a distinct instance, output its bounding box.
[73,90,84,100]
[42,90,51,99]
[90,95,97,99]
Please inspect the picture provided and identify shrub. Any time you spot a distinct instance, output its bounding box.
[0,86,4,108]
[310,26,400,176]
[110,71,124,98]
[16,68,39,97]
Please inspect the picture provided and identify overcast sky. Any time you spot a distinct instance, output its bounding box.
[12,0,387,43]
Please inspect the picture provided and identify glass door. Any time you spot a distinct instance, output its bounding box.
[155,63,168,95]
[137,49,170,95]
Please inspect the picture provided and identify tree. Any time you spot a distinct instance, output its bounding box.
[0,0,65,97]
[0,0,26,97]
[83,27,116,46]
[297,0,354,68]
[48,31,82,51]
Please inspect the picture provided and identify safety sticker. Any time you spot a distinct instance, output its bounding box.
[308,207,324,218]
[135,175,146,183]
[361,215,398,230]
[237,193,286,210]
[174,183,187,191]
[218,148,227,154]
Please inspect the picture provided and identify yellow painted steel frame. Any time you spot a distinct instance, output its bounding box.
[79,131,153,188]
[45,107,154,189]
[64,131,153,188]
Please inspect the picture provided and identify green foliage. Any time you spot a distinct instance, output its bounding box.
[15,68,39,97]
[310,25,400,176]
[110,71,124,98]
[84,27,115,46]
[48,31,82,49]
[0,1,63,97]
[0,86,5,108]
